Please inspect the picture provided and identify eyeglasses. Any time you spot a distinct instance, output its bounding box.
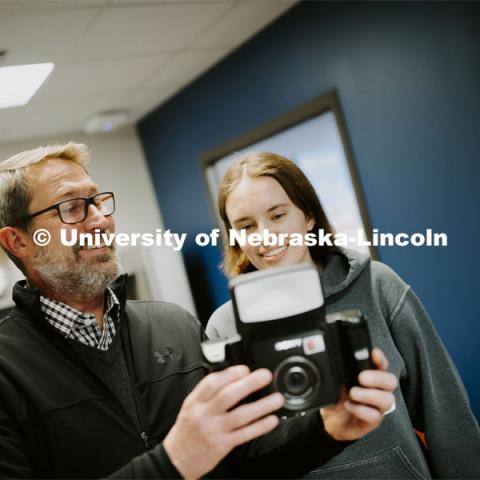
[15,192,115,226]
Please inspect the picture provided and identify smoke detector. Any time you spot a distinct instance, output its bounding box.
[84,109,129,134]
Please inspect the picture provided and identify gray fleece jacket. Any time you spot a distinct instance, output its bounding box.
[206,248,480,479]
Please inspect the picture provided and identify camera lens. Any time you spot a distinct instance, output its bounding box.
[274,356,320,411]
[284,366,309,395]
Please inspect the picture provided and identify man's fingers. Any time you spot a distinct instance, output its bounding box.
[371,348,388,371]
[349,387,395,413]
[358,369,398,391]
[225,392,284,430]
[189,365,250,403]
[229,414,279,447]
[211,368,274,412]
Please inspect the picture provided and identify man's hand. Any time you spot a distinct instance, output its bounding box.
[320,348,398,441]
[163,365,284,479]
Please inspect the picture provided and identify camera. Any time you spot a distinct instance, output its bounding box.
[201,263,374,416]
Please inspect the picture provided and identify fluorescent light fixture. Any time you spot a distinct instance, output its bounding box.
[0,62,54,109]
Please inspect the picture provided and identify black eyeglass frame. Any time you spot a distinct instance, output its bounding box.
[14,192,115,227]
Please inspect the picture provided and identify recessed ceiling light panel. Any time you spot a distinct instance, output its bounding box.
[0,62,54,109]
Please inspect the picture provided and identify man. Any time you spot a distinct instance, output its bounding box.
[0,143,396,478]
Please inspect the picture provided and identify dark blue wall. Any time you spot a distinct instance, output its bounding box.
[138,1,480,418]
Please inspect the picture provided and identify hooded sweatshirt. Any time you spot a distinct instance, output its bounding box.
[206,248,480,479]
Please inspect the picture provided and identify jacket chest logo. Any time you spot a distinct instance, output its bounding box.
[153,347,179,363]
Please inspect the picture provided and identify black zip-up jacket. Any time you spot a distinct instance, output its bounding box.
[0,275,346,478]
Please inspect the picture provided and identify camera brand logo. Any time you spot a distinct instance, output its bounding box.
[274,338,302,352]
[303,334,326,355]
[274,334,326,354]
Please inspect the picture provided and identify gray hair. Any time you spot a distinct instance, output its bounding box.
[0,142,90,272]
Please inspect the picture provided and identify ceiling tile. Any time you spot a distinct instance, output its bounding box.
[110,0,215,3]
[31,54,171,100]
[124,86,180,119]
[0,6,102,64]
[1,86,178,142]
[141,47,230,91]
[0,108,22,143]
[2,93,132,142]
[74,2,234,59]
[192,0,296,49]
[2,0,110,10]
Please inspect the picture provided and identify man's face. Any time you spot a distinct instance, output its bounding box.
[24,158,119,297]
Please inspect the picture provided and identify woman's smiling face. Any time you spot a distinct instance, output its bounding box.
[225,175,315,271]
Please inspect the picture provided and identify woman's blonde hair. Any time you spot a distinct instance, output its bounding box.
[218,152,335,277]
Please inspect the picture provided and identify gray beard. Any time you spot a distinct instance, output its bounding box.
[31,243,120,299]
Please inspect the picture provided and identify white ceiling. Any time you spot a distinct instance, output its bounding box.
[0,0,296,143]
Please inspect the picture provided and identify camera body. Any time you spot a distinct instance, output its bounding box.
[201,263,374,416]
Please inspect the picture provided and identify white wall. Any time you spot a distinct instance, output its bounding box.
[0,126,196,316]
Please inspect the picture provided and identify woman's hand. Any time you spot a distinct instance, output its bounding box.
[320,348,397,441]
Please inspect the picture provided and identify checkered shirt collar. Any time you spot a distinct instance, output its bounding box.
[39,288,120,351]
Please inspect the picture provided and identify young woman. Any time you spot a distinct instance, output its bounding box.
[207,152,480,479]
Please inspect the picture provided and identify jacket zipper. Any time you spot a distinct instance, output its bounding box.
[131,370,150,449]
[140,431,149,449]
[123,310,151,450]
[130,382,150,449]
